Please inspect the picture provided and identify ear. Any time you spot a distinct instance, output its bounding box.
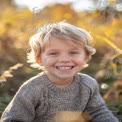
[36,58,42,64]
[83,56,90,68]
[84,55,90,64]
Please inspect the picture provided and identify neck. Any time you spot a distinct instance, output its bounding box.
[52,78,74,88]
[45,72,74,88]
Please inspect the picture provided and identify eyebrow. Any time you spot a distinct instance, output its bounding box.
[46,49,59,52]
[70,47,82,51]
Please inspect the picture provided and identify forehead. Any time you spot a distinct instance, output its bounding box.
[43,37,84,50]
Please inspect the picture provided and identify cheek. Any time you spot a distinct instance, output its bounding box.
[42,57,56,66]
[75,56,87,65]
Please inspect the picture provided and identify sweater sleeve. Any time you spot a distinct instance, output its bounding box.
[84,79,119,122]
[0,78,42,122]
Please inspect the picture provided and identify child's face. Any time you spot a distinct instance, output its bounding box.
[41,37,88,83]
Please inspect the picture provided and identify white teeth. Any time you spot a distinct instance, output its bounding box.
[57,66,72,70]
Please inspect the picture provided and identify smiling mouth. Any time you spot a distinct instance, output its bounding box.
[56,66,74,70]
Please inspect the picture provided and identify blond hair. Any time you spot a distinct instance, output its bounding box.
[27,22,96,68]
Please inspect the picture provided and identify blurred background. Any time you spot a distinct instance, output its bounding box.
[0,0,122,120]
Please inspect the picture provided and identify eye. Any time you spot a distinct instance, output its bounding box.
[49,52,58,55]
[69,51,79,55]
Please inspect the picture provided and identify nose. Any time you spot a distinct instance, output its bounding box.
[58,54,71,63]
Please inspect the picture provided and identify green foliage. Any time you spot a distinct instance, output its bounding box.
[0,95,12,116]
[107,101,122,121]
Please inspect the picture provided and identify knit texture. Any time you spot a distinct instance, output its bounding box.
[0,72,119,122]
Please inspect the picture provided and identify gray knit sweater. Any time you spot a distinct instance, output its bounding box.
[1,72,119,122]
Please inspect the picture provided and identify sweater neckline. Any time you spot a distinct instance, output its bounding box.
[40,72,79,92]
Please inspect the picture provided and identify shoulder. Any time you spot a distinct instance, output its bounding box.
[23,72,46,85]
[18,72,47,92]
[76,73,99,92]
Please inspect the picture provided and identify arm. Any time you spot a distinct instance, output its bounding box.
[0,80,41,122]
[85,80,119,122]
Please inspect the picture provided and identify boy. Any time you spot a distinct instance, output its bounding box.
[1,22,119,122]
